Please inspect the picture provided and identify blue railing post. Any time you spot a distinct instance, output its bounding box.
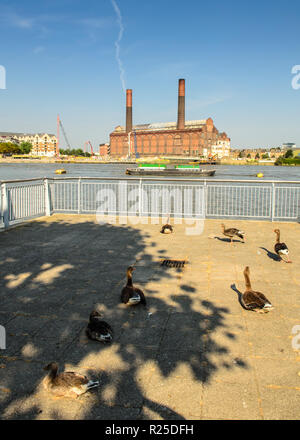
[138,178,142,217]
[271,182,275,222]
[1,183,9,229]
[78,177,81,214]
[44,178,51,216]
[203,180,207,219]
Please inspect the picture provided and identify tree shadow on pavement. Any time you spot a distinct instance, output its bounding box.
[0,216,249,420]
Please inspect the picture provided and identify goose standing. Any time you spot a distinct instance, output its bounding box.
[86,311,113,343]
[274,229,291,263]
[121,266,146,305]
[43,362,99,398]
[160,215,173,234]
[221,223,245,243]
[241,266,273,312]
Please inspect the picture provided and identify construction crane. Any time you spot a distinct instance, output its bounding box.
[84,141,95,156]
[56,114,72,156]
[59,120,72,151]
[88,141,94,156]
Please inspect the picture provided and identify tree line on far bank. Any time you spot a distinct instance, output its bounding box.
[0,142,92,157]
[59,149,91,157]
[275,149,300,165]
[237,148,300,165]
[0,142,33,155]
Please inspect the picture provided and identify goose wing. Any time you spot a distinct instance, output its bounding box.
[226,228,244,238]
[224,227,237,235]
[54,372,88,388]
[255,291,272,305]
[89,318,113,333]
[100,321,113,333]
[87,320,113,336]
[242,290,269,309]
[121,286,133,304]
[134,287,147,305]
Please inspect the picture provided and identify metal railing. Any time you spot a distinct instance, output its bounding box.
[1,177,300,228]
[0,178,47,228]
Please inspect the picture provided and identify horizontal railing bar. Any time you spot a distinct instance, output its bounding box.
[47,177,300,184]
[0,178,45,184]
[1,177,300,185]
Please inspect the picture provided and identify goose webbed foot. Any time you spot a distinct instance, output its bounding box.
[257,308,270,314]
[281,257,292,263]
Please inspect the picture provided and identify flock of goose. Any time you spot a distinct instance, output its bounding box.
[219,225,291,311]
[42,220,291,399]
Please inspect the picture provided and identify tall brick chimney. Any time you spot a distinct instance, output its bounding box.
[126,89,132,133]
[177,78,185,130]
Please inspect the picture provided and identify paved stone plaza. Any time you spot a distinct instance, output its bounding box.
[0,214,299,420]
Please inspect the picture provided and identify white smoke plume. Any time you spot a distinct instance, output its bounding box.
[111,0,126,94]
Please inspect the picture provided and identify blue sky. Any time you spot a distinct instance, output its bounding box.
[1,0,300,150]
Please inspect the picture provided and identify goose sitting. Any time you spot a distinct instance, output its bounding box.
[241,266,273,312]
[221,223,245,243]
[274,229,291,263]
[121,266,146,306]
[160,215,173,234]
[43,362,99,398]
[86,311,113,343]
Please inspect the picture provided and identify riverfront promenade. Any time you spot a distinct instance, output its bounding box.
[0,215,299,420]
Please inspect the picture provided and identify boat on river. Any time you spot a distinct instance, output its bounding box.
[126,164,216,177]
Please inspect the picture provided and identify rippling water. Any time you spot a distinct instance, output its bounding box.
[0,162,299,181]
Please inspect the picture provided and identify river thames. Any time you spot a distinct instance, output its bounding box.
[0,162,300,181]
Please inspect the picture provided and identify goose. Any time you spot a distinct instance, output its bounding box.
[43,362,99,398]
[160,215,173,234]
[221,223,245,243]
[86,311,113,343]
[241,266,273,312]
[274,229,291,263]
[121,266,146,306]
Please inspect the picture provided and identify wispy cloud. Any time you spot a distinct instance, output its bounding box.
[0,6,117,59]
[188,95,232,110]
[77,17,113,29]
[75,16,115,43]
[33,46,45,55]
[0,7,113,36]
[110,0,126,94]
[0,10,35,29]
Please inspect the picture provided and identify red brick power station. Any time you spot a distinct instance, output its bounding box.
[108,79,230,158]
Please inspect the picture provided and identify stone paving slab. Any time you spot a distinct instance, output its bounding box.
[0,214,299,420]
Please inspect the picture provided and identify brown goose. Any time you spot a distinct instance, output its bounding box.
[274,229,291,263]
[221,223,245,243]
[121,266,146,305]
[241,266,273,312]
[43,362,99,398]
[86,311,113,343]
[160,215,173,234]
